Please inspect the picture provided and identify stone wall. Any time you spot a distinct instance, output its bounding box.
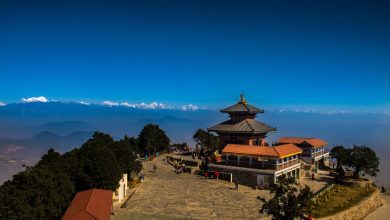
[341,178,374,188]
[318,189,383,220]
[208,164,274,187]
[208,164,258,186]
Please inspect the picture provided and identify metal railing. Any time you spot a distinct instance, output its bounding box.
[221,159,300,171]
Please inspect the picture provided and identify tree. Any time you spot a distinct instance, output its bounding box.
[0,166,74,219]
[347,145,379,178]
[75,132,123,191]
[110,139,142,176]
[36,148,64,173]
[60,132,123,192]
[0,131,144,219]
[330,145,350,169]
[193,129,218,151]
[171,143,189,152]
[81,131,114,148]
[123,135,140,153]
[258,176,313,220]
[138,124,170,155]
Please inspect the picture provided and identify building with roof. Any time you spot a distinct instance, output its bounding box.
[62,189,113,220]
[278,137,330,170]
[113,174,128,203]
[206,95,305,187]
[219,143,302,186]
[208,94,276,149]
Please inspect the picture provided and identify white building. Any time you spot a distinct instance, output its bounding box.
[113,173,128,202]
[278,137,330,169]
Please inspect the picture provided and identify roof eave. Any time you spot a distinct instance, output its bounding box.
[220,109,264,114]
[208,130,274,134]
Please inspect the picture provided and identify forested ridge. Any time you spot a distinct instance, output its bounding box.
[0,124,170,219]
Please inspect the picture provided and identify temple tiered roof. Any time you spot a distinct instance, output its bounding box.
[208,118,275,134]
[208,94,276,134]
[221,94,264,114]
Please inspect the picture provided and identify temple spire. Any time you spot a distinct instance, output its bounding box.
[239,93,246,104]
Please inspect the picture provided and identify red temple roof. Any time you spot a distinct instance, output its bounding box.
[62,189,113,220]
[278,137,327,148]
[222,144,302,158]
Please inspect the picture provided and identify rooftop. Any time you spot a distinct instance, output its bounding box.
[62,188,113,220]
[278,137,327,148]
[222,143,302,158]
[220,94,264,114]
[208,118,276,134]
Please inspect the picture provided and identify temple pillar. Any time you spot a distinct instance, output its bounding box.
[237,156,240,166]
[226,154,229,164]
[249,157,253,167]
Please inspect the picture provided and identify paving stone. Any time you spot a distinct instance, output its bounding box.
[112,154,330,220]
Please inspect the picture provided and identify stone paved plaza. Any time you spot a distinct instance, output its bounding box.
[112,155,331,220]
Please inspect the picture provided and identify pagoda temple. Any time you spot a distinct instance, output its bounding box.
[208,94,276,149]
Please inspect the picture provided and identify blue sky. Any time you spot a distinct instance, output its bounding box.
[1,0,389,111]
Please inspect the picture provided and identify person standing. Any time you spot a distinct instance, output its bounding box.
[234,178,239,191]
[214,171,220,180]
[153,164,157,173]
[175,162,179,174]
[182,163,186,174]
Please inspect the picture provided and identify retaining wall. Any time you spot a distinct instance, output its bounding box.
[318,189,383,220]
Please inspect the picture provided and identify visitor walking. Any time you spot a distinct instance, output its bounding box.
[234,178,239,191]
[175,162,179,174]
[153,164,157,173]
[214,171,220,180]
[181,163,186,174]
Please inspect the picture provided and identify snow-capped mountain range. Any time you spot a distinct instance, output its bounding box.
[0,96,201,111]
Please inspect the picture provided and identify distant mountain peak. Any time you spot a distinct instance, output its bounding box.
[101,100,200,111]
[34,131,60,138]
[22,96,48,103]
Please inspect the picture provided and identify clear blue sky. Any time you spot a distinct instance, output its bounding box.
[1,0,389,110]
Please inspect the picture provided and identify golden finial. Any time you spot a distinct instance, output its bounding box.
[240,93,246,104]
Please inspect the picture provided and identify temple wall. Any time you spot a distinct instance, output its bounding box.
[218,135,265,147]
[208,164,273,187]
